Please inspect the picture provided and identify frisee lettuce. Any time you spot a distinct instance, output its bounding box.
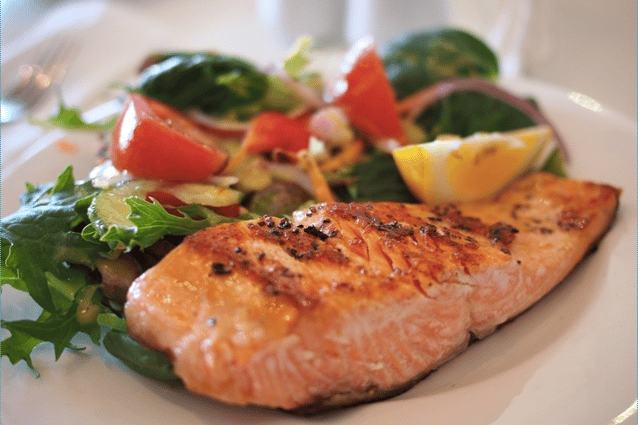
[83,197,254,253]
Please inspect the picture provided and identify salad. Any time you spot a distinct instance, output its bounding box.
[1,28,566,381]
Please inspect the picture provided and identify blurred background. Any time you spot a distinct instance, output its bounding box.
[1,0,637,117]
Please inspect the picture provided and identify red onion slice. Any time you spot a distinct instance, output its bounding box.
[397,78,569,162]
[186,110,250,138]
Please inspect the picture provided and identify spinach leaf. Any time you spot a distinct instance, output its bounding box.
[415,91,537,139]
[349,151,418,203]
[381,28,499,99]
[137,52,268,118]
[541,147,568,177]
[103,330,179,382]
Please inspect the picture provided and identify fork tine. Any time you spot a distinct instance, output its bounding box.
[34,37,74,85]
[5,72,45,109]
[7,37,76,108]
[21,83,47,107]
[50,42,76,83]
[1,35,78,123]
[39,37,75,78]
[5,77,35,105]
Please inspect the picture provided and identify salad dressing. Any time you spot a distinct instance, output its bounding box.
[76,285,100,325]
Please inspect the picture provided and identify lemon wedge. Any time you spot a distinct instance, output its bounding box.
[392,125,553,203]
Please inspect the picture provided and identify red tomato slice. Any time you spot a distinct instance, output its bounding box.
[242,112,311,154]
[110,94,228,181]
[145,191,187,208]
[210,203,241,218]
[327,37,407,145]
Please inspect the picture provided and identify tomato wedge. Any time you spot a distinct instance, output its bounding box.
[110,94,228,181]
[242,112,311,154]
[327,37,407,146]
[223,111,311,172]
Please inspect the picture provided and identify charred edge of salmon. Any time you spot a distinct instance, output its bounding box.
[581,189,621,255]
[291,367,439,415]
[481,189,620,332]
[290,334,471,416]
[286,192,623,415]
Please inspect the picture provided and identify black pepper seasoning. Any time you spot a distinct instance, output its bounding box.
[211,262,232,275]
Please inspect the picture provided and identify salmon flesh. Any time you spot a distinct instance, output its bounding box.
[125,172,621,411]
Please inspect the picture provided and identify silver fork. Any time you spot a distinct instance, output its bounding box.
[1,37,77,124]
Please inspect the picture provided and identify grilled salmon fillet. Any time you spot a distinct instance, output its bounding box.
[125,172,620,411]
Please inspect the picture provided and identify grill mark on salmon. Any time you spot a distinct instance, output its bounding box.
[125,173,621,412]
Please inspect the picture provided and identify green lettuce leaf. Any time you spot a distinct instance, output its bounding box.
[1,167,249,377]
[2,307,101,361]
[1,167,111,369]
[28,96,117,131]
[1,310,53,375]
[1,167,104,312]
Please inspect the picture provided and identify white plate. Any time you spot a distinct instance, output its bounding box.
[1,77,637,425]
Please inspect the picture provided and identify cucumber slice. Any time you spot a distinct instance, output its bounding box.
[163,183,242,207]
[89,180,160,236]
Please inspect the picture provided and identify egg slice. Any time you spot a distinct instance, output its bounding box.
[392,125,552,203]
